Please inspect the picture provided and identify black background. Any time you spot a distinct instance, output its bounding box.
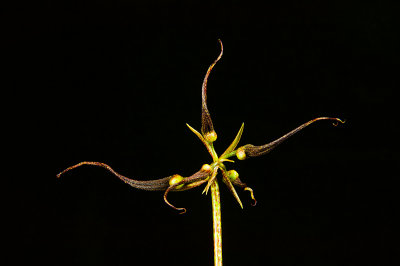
[6,1,399,266]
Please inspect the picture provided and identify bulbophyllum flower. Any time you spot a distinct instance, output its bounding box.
[57,39,344,266]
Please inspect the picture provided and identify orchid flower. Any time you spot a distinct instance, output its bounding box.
[57,39,344,266]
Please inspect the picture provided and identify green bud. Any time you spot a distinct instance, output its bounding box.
[204,131,217,142]
[169,174,184,189]
[226,170,239,181]
[201,164,212,172]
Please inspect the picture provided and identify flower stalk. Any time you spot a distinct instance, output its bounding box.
[211,180,222,266]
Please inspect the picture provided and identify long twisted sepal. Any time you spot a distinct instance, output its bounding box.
[236,117,345,160]
[201,39,223,142]
[57,161,173,191]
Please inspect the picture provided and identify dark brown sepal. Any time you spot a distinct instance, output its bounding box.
[56,161,172,191]
[201,39,223,139]
[237,117,344,158]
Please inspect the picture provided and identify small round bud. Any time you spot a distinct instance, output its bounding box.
[201,164,212,172]
[169,174,184,189]
[226,170,239,181]
[236,148,246,160]
[204,131,217,142]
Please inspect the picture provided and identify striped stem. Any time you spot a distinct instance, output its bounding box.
[211,180,222,266]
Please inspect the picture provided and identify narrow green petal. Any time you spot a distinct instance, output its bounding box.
[221,123,244,158]
[186,123,219,161]
[186,123,205,142]
[203,167,219,195]
[222,170,243,209]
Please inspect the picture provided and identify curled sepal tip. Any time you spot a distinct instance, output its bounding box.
[244,187,257,206]
[332,118,346,126]
[163,184,187,214]
[163,167,211,213]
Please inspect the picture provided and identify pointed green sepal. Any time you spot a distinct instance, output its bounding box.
[186,123,218,160]
[221,123,244,158]
[222,170,243,209]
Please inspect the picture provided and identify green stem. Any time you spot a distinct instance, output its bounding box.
[209,142,219,162]
[211,180,222,266]
[220,150,237,160]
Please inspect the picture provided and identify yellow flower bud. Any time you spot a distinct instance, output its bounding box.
[201,164,212,172]
[236,147,246,160]
[169,174,184,189]
[226,170,239,181]
[204,131,217,142]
